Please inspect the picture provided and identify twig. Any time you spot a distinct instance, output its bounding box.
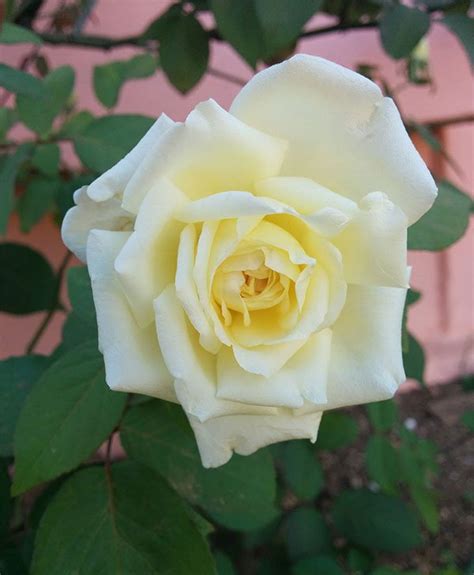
[207,66,247,86]
[26,250,73,354]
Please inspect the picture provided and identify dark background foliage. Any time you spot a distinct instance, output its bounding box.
[0,1,473,573]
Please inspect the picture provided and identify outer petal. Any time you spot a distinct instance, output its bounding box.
[61,186,133,263]
[231,54,437,224]
[114,179,188,327]
[332,192,410,288]
[188,410,322,468]
[122,99,287,213]
[87,114,174,202]
[216,328,331,408]
[297,283,406,413]
[87,230,175,402]
[154,284,277,422]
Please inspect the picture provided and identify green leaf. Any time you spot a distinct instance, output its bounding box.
[0,107,17,142]
[255,0,321,59]
[31,462,216,575]
[160,12,209,93]
[31,143,60,177]
[73,114,154,173]
[403,333,425,386]
[215,551,236,575]
[121,400,278,531]
[347,547,373,574]
[17,66,75,136]
[210,0,263,67]
[461,409,474,431]
[366,399,398,432]
[315,411,358,451]
[0,459,11,538]
[67,266,95,323]
[380,5,430,59]
[12,341,126,495]
[279,441,324,500]
[17,176,60,233]
[365,436,400,494]
[408,180,471,251]
[0,23,41,44]
[142,3,183,40]
[0,64,44,97]
[93,54,156,108]
[409,483,439,534]
[332,489,422,553]
[293,555,344,575]
[0,355,48,456]
[399,429,438,487]
[443,13,474,64]
[0,243,56,314]
[58,110,94,138]
[402,289,421,353]
[0,143,34,233]
[285,507,331,560]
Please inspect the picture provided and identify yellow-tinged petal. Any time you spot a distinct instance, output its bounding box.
[231,54,437,224]
[122,99,287,214]
[87,230,175,402]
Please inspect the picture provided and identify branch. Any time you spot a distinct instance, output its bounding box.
[36,19,381,51]
[26,250,73,354]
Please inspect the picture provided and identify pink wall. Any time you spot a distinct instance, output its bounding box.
[1,1,473,385]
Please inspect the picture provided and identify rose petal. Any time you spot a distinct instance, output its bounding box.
[87,230,175,401]
[154,284,276,422]
[122,99,287,214]
[231,54,437,224]
[298,283,406,414]
[61,186,133,263]
[114,178,188,327]
[188,410,322,468]
[333,192,409,288]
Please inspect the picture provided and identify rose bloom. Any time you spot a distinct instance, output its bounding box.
[62,55,436,468]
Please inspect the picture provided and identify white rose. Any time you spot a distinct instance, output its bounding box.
[62,55,437,468]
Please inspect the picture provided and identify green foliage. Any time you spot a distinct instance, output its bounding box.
[380,5,430,60]
[0,108,17,142]
[292,555,344,575]
[442,13,474,64]
[408,180,471,251]
[366,399,398,432]
[31,462,216,575]
[31,143,60,177]
[93,54,156,108]
[211,0,263,67]
[0,23,42,45]
[365,435,400,494]
[0,64,44,97]
[332,489,422,553]
[404,332,426,387]
[0,143,34,232]
[0,243,56,314]
[17,176,61,233]
[73,114,154,172]
[285,507,331,559]
[215,551,237,575]
[0,355,48,456]
[278,440,324,500]
[121,400,278,531]
[0,459,12,538]
[16,66,75,137]
[159,12,210,93]
[12,341,126,494]
[461,409,474,431]
[316,411,359,450]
